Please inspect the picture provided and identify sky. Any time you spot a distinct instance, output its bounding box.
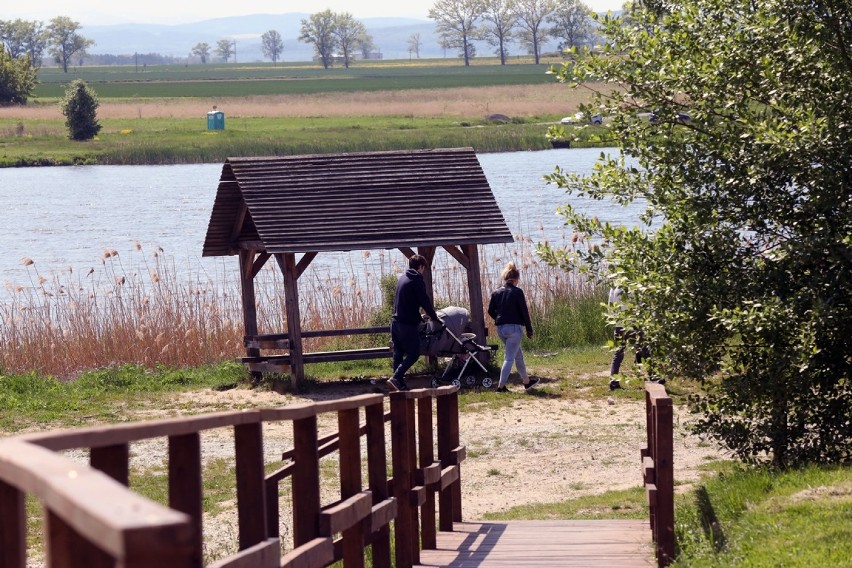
[4,0,626,26]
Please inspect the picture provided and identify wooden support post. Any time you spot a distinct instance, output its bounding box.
[234,423,267,550]
[169,433,203,568]
[417,397,437,550]
[365,403,392,568]
[89,443,129,486]
[462,244,487,354]
[418,246,436,304]
[338,408,365,568]
[0,480,26,568]
[292,415,320,547]
[655,399,675,567]
[277,253,305,390]
[240,250,261,382]
[390,393,415,568]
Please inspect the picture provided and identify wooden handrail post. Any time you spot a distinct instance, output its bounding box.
[655,398,674,566]
[338,407,366,568]
[448,390,462,522]
[169,432,204,568]
[643,383,675,567]
[235,422,268,550]
[46,510,112,568]
[169,433,204,568]
[89,443,130,487]
[365,403,392,568]
[417,396,437,550]
[437,391,461,532]
[390,393,415,568]
[0,480,25,568]
[292,415,321,547]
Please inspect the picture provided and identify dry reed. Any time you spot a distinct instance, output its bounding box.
[0,83,605,121]
[0,236,593,378]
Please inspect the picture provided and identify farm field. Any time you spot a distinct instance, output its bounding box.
[0,59,609,166]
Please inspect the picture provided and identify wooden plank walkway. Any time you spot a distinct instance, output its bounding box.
[416,520,655,567]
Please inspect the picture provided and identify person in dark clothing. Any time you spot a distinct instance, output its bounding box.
[488,262,539,393]
[608,286,663,389]
[389,254,440,391]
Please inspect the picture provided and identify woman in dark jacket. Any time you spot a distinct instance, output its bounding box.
[488,262,539,393]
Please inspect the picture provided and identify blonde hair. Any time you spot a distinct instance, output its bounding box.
[501,262,520,283]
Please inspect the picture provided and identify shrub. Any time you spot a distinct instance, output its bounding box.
[60,79,102,140]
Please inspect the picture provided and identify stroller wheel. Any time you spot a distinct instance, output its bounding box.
[463,375,477,387]
[481,376,494,389]
[431,377,440,388]
[451,378,462,389]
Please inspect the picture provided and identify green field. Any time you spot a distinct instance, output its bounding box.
[33,59,561,98]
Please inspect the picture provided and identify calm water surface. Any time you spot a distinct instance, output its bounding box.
[0,148,640,291]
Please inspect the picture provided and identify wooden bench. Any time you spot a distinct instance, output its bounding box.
[241,327,392,373]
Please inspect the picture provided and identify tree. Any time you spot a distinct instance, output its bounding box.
[407,33,423,58]
[548,0,593,50]
[333,12,367,68]
[542,0,852,467]
[0,44,37,105]
[515,0,555,64]
[46,16,94,73]
[429,0,485,67]
[482,0,518,65]
[358,32,377,59]
[215,39,235,63]
[1,19,47,68]
[191,42,210,64]
[261,30,284,64]
[299,10,338,69]
[60,79,101,140]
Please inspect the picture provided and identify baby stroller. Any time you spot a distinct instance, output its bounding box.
[419,306,496,389]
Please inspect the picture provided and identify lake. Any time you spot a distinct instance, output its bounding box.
[0,148,641,294]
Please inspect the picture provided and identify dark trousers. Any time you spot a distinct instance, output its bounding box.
[391,319,421,382]
[610,327,650,375]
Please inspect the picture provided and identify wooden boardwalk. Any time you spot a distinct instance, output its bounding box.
[416,520,655,567]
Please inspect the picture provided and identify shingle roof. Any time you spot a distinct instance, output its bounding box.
[202,148,513,256]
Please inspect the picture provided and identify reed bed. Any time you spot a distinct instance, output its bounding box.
[0,236,605,378]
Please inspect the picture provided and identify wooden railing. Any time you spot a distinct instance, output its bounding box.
[240,327,392,374]
[641,382,675,567]
[0,386,464,568]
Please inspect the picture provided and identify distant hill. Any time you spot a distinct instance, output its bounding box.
[81,13,563,63]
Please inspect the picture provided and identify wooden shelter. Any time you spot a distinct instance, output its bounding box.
[202,148,513,388]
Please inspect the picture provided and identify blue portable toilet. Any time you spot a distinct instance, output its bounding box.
[207,108,225,130]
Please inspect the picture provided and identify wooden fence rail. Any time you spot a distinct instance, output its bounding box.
[0,386,463,568]
[641,382,675,567]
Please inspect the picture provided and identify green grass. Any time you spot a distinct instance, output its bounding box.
[0,115,611,166]
[35,61,564,98]
[673,463,852,567]
[484,486,649,520]
[33,60,560,98]
[0,362,247,431]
